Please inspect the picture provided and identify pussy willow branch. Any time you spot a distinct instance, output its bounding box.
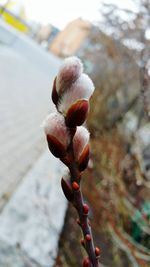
[45,57,100,266]
[67,131,100,267]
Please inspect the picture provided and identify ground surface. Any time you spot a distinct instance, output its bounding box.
[0,150,67,267]
[0,28,60,209]
[0,22,68,267]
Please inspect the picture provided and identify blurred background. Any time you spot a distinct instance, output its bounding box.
[0,0,150,266]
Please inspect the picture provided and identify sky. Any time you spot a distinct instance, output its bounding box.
[23,0,137,29]
[0,0,137,29]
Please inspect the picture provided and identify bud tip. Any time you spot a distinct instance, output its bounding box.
[95,247,101,257]
[72,181,80,191]
[83,257,91,267]
[85,234,91,242]
[83,203,89,215]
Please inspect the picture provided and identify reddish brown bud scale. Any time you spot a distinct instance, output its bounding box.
[83,257,91,267]
[72,181,80,191]
[47,135,66,158]
[51,77,59,106]
[78,144,90,172]
[95,247,101,257]
[65,99,89,127]
[61,178,74,202]
[85,234,91,242]
[83,203,89,215]
[56,57,83,95]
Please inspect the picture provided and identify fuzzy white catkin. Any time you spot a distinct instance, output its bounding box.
[73,126,90,160]
[58,73,95,114]
[43,112,70,148]
[56,56,83,94]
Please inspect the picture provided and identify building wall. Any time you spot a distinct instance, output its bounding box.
[50,18,91,57]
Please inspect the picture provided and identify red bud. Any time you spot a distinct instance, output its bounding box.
[78,144,90,171]
[72,181,80,191]
[83,203,89,215]
[83,258,91,267]
[65,99,89,127]
[61,178,74,202]
[51,77,59,106]
[85,234,91,242]
[95,247,101,257]
[47,135,66,158]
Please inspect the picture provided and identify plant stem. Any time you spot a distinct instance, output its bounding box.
[68,139,100,267]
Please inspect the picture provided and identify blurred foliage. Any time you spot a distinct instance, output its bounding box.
[86,31,140,134]
[84,0,150,134]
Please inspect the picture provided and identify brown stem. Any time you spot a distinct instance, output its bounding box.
[67,138,100,267]
[140,65,150,122]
